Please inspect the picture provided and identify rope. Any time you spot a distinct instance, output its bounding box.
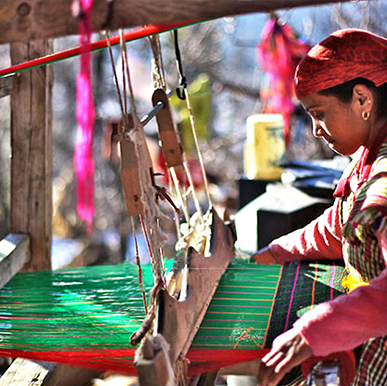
[119,30,138,120]
[119,29,169,287]
[169,167,190,223]
[148,34,167,90]
[103,30,125,119]
[105,28,168,298]
[182,161,204,221]
[147,33,195,242]
[139,214,162,287]
[131,216,148,315]
[173,30,213,207]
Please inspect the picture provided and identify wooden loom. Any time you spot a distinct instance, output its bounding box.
[0,0,356,385]
[111,31,238,383]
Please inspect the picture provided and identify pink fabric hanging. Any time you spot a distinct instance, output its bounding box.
[257,18,309,145]
[74,0,95,231]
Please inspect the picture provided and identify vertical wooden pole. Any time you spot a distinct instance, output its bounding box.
[10,40,53,271]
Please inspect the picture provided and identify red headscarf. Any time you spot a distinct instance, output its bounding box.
[295,29,387,100]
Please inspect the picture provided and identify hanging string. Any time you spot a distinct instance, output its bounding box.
[148,32,204,224]
[169,167,190,223]
[173,30,213,207]
[119,30,167,287]
[147,34,192,238]
[139,214,165,287]
[103,30,125,118]
[121,40,129,118]
[74,0,95,232]
[148,34,167,90]
[182,161,203,220]
[119,30,138,120]
[105,29,166,295]
[131,217,148,315]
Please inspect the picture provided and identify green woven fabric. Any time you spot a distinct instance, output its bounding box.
[0,261,160,352]
[192,261,281,350]
[0,259,345,374]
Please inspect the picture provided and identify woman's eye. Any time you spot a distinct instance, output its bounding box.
[312,112,324,121]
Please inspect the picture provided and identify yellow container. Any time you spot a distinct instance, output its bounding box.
[244,114,285,180]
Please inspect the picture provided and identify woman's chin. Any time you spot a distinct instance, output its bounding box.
[327,142,347,156]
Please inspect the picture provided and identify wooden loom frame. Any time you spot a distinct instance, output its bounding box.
[0,0,353,384]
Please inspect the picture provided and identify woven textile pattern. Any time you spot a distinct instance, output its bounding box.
[0,259,345,374]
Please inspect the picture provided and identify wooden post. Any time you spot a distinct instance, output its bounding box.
[10,40,53,271]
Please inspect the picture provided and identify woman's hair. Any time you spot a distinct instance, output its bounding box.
[318,77,387,119]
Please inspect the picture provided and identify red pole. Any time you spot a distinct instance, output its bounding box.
[0,21,195,77]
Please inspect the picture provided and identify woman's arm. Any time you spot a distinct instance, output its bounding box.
[255,198,343,264]
[258,231,387,385]
[294,229,387,356]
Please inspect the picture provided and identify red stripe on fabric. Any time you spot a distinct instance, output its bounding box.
[0,348,138,374]
[0,347,269,376]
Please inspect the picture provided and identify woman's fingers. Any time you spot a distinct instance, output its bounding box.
[257,329,313,386]
[251,247,278,265]
[263,350,285,367]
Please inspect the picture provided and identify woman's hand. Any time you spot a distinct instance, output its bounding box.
[251,247,278,265]
[258,328,313,386]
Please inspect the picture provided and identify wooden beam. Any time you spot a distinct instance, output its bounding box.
[0,358,103,386]
[0,233,30,288]
[0,74,17,98]
[42,364,103,386]
[219,359,261,376]
[10,40,53,271]
[0,358,55,386]
[0,0,350,44]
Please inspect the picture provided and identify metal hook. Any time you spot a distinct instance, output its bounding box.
[173,30,187,100]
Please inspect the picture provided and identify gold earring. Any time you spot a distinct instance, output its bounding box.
[362,111,370,121]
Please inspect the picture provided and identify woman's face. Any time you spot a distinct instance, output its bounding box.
[300,92,369,156]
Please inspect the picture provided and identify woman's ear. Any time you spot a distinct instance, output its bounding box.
[353,84,373,122]
[353,84,373,108]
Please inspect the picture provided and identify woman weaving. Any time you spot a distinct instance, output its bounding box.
[253,29,387,386]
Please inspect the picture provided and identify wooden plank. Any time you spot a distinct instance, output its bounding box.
[0,233,30,288]
[0,358,103,386]
[157,209,236,365]
[0,74,17,98]
[152,88,184,168]
[42,364,103,386]
[0,0,350,44]
[219,359,261,376]
[0,358,55,386]
[10,40,53,271]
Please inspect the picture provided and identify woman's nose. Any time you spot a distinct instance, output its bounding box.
[312,120,323,138]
